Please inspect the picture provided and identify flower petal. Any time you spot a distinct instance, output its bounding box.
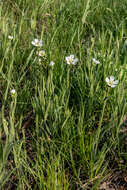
[74,58,78,63]
[111,84,116,88]
[65,57,69,61]
[110,76,115,82]
[8,35,13,40]
[70,55,74,59]
[92,58,100,64]
[49,61,55,66]
[34,39,38,43]
[72,58,78,65]
[31,41,35,45]
[105,77,109,83]
[113,80,119,85]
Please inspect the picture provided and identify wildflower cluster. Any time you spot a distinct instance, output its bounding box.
[92,57,118,88]
[31,38,119,88]
[32,38,55,66]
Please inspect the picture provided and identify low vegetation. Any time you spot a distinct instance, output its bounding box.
[0,0,127,189]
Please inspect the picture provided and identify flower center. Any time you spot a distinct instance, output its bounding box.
[36,41,39,46]
[109,81,113,86]
[69,58,73,64]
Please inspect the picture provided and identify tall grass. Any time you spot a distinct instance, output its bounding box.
[0,0,127,189]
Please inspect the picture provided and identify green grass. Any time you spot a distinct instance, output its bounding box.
[0,0,127,189]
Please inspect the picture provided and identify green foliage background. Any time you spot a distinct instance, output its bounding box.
[0,0,127,189]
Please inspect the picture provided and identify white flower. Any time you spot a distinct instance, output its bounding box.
[105,76,118,88]
[49,61,55,66]
[38,50,46,57]
[31,39,42,47]
[92,58,100,64]
[37,58,42,66]
[65,55,78,65]
[8,35,13,40]
[10,89,16,97]
[10,89,16,94]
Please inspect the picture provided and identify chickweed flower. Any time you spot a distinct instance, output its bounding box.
[31,39,42,47]
[65,55,78,65]
[49,61,55,66]
[37,58,42,66]
[105,76,118,88]
[92,58,100,64]
[10,89,16,97]
[8,35,13,40]
[38,50,46,57]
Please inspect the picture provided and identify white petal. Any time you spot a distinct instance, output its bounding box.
[72,59,78,65]
[65,57,69,61]
[66,61,70,64]
[39,41,42,46]
[111,84,116,88]
[49,61,55,66]
[110,76,115,82]
[92,58,100,64]
[92,58,96,61]
[74,58,78,63]
[39,50,45,56]
[8,35,13,40]
[31,41,35,45]
[65,57,70,64]
[34,39,38,43]
[96,60,100,64]
[105,77,109,83]
[113,80,118,85]
[70,55,74,59]
[10,89,16,94]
